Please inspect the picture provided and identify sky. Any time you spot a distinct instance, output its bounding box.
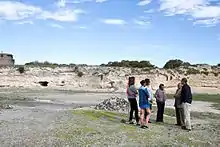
[0,0,220,67]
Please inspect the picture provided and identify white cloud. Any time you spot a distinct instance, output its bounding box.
[50,23,64,29]
[56,0,67,8]
[193,18,219,27]
[79,26,87,29]
[40,9,82,22]
[144,9,154,13]
[192,6,220,18]
[16,20,34,25]
[72,0,92,3]
[102,19,127,25]
[70,0,107,3]
[72,25,88,29]
[137,0,152,6]
[96,0,108,3]
[0,1,84,23]
[134,20,150,26]
[0,1,42,20]
[159,0,220,26]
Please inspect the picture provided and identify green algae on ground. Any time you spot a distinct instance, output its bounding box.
[54,109,220,146]
[72,109,127,121]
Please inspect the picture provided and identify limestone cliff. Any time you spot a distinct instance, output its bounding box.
[0,65,219,94]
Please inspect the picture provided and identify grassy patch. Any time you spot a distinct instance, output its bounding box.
[57,110,162,146]
[54,109,220,146]
[156,106,220,120]
[72,109,126,121]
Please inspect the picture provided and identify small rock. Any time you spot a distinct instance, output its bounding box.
[207,142,212,145]
[121,119,126,123]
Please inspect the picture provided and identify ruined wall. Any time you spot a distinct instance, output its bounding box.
[0,54,15,66]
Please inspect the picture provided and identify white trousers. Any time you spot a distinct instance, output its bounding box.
[183,103,192,130]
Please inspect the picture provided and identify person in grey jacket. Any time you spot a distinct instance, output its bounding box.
[155,84,167,122]
[174,83,184,127]
[126,77,139,125]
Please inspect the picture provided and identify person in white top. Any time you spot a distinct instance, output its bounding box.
[145,79,153,110]
[145,78,153,123]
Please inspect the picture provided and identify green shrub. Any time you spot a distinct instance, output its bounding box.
[186,68,200,75]
[17,66,25,74]
[163,59,191,69]
[77,71,84,77]
[201,71,209,76]
[141,68,152,72]
[101,60,155,68]
[212,72,219,77]
[175,69,185,74]
[25,61,69,68]
[203,68,208,71]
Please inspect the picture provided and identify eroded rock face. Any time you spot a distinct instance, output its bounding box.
[95,96,129,113]
[0,66,219,93]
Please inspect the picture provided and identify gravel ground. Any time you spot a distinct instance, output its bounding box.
[0,89,119,147]
[0,89,220,146]
[165,99,220,114]
[0,102,83,147]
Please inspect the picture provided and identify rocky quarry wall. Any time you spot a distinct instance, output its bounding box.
[0,66,220,94]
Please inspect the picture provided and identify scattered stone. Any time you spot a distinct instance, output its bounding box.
[121,119,127,123]
[109,81,115,88]
[95,96,129,113]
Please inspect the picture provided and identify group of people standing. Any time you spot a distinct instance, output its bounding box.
[126,77,192,131]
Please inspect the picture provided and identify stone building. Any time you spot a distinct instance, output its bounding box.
[0,53,15,66]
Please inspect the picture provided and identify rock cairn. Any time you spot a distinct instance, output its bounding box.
[95,96,129,113]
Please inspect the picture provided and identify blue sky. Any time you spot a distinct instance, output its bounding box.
[0,0,219,67]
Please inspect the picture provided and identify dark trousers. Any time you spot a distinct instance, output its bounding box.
[156,101,165,122]
[175,107,185,126]
[150,103,152,110]
[128,99,139,123]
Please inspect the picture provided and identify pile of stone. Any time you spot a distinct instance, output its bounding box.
[95,96,129,113]
[0,104,13,109]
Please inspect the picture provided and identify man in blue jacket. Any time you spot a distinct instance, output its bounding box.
[181,78,192,131]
